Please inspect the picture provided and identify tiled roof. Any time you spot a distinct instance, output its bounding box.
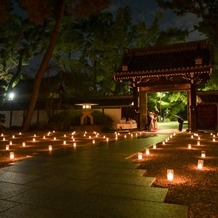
[114,40,213,81]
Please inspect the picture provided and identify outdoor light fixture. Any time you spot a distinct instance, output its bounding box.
[191,135,194,139]
[106,138,109,142]
[53,137,56,141]
[153,144,157,149]
[64,134,66,137]
[89,136,91,139]
[201,151,206,158]
[9,141,12,145]
[167,169,174,181]
[33,138,35,142]
[10,152,14,159]
[145,149,150,155]
[162,141,165,145]
[19,132,22,135]
[188,144,192,149]
[197,141,200,146]
[34,134,36,137]
[138,152,143,160]
[3,137,5,141]
[1,133,3,136]
[73,142,76,148]
[22,142,26,147]
[6,145,9,150]
[92,140,95,144]
[124,135,127,138]
[12,135,15,139]
[8,92,15,101]
[63,141,66,145]
[43,136,46,139]
[213,138,216,142]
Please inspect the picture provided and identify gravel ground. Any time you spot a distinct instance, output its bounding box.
[0,130,218,217]
[133,132,218,218]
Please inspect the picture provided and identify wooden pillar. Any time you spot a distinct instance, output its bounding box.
[187,90,191,131]
[190,74,197,131]
[139,89,147,130]
[133,82,139,129]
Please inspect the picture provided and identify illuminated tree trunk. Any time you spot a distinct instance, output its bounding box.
[22,0,65,131]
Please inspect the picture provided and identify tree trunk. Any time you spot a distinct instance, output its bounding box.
[22,1,65,131]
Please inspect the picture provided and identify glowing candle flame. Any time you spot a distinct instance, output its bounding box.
[138,152,143,160]
[10,152,14,159]
[167,169,174,181]
[48,145,52,151]
[197,159,204,169]
[145,149,150,155]
[201,151,206,158]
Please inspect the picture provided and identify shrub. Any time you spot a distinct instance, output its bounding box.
[91,110,113,131]
[49,110,82,131]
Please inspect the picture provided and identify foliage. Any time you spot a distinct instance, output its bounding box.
[48,110,82,131]
[91,110,113,130]
[157,0,218,90]
[148,92,187,120]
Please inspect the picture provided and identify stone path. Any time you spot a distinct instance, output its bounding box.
[0,133,188,218]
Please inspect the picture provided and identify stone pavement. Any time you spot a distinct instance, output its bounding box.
[0,131,188,218]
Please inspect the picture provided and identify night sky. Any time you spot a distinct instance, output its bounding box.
[110,0,205,41]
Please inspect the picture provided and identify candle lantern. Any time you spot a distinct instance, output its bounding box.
[9,141,12,145]
[48,145,52,151]
[6,145,9,150]
[201,151,206,158]
[167,169,174,181]
[197,159,204,169]
[10,152,14,159]
[162,141,165,145]
[213,138,216,142]
[153,144,157,149]
[188,144,192,149]
[22,142,26,147]
[197,141,200,146]
[63,141,66,145]
[138,152,143,160]
[145,149,150,155]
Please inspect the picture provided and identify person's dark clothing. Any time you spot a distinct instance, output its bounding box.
[178,117,184,131]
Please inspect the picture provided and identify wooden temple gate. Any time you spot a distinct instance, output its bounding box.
[114,40,213,131]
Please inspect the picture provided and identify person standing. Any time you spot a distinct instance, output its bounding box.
[149,111,155,131]
[177,115,184,131]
